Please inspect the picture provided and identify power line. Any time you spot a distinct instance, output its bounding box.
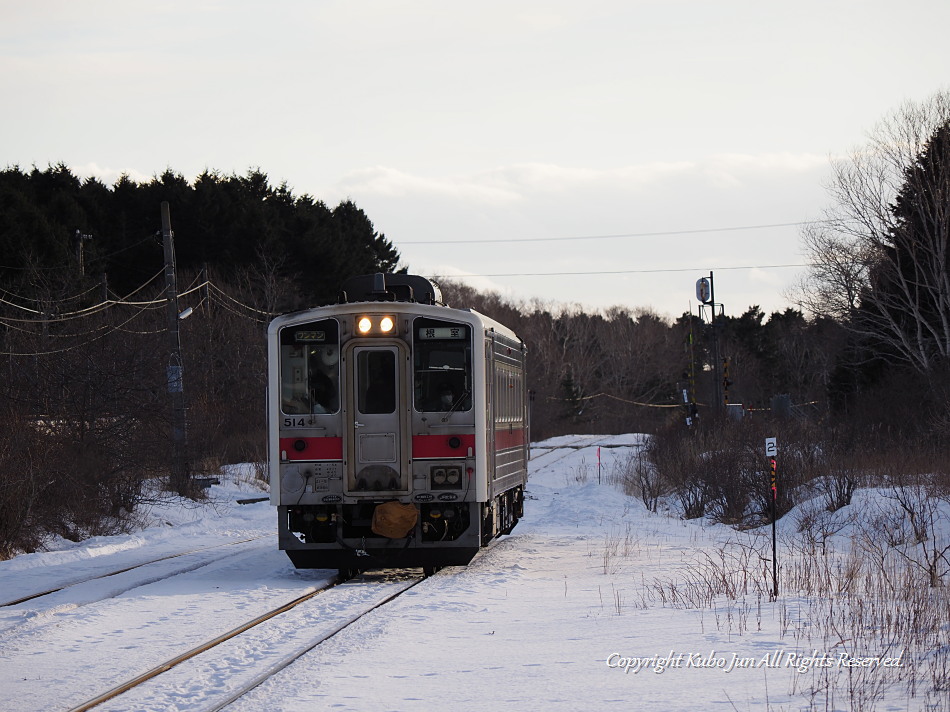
[401,221,825,245]
[0,297,171,356]
[0,269,167,322]
[0,275,265,327]
[0,234,157,271]
[207,292,271,323]
[433,263,811,279]
[0,281,103,307]
[0,271,272,351]
[206,282,275,318]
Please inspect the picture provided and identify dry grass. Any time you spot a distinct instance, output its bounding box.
[604,490,950,711]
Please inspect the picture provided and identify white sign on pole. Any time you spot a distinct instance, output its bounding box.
[765,437,777,458]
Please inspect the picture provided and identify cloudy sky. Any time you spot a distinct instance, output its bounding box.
[3,1,949,318]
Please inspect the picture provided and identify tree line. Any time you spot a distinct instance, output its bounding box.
[435,282,841,437]
[0,165,400,555]
[633,90,950,532]
[3,88,950,555]
[0,163,832,556]
[0,164,400,310]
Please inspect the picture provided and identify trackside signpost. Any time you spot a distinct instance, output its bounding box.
[765,437,778,598]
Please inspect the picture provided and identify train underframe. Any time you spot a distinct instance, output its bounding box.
[279,486,524,577]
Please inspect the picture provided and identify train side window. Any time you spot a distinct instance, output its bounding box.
[413,318,472,412]
[493,361,524,426]
[279,319,340,415]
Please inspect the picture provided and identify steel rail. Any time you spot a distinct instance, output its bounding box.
[1,536,268,607]
[65,581,339,712]
[66,574,424,712]
[202,576,426,712]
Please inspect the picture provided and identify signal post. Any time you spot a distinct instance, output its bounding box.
[766,436,778,598]
[696,272,725,416]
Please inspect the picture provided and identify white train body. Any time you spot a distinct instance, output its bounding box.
[267,274,527,573]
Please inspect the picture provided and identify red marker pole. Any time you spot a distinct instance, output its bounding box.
[770,456,778,598]
[765,437,778,598]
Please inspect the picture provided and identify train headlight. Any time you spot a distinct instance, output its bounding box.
[446,467,461,485]
[432,468,446,485]
[356,315,396,335]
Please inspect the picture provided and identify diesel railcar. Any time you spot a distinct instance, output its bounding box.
[267,273,528,576]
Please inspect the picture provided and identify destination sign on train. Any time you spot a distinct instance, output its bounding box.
[418,327,465,340]
[294,330,327,342]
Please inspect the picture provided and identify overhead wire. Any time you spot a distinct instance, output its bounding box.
[206,282,275,318]
[106,268,168,306]
[0,296,43,314]
[0,218,822,314]
[0,271,171,344]
[400,220,827,245]
[546,392,682,409]
[0,234,157,271]
[0,269,269,354]
[206,294,264,322]
[206,289,272,323]
[0,217,828,353]
[400,220,827,278]
[0,280,104,309]
[179,280,210,299]
[0,296,173,356]
[0,269,168,323]
[432,263,811,279]
[402,219,829,280]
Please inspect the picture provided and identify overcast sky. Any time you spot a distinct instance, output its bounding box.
[3,1,949,318]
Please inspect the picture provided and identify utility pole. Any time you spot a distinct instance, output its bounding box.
[696,271,725,416]
[73,229,93,276]
[161,202,190,494]
[709,272,723,415]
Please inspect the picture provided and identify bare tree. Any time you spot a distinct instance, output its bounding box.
[796,90,950,373]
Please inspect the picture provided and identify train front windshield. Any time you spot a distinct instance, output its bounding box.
[279,319,340,415]
[413,318,472,412]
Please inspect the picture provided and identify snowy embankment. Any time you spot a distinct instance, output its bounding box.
[1,436,947,711]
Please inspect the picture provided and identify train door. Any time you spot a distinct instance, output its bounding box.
[345,343,410,493]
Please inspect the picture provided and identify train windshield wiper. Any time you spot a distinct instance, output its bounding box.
[441,389,471,422]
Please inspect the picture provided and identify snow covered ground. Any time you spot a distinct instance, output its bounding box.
[0,435,946,711]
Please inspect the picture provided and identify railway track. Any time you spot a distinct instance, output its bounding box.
[0,536,270,608]
[67,570,426,712]
[528,441,590,474]
[0,537,281,649]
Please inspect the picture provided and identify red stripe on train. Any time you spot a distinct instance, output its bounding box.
[279,437,343,460]
[412,434,476,458]
[494,427,526,450]
[280,431,523,460]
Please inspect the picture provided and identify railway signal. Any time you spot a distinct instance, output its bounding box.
[695,271,725,415]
